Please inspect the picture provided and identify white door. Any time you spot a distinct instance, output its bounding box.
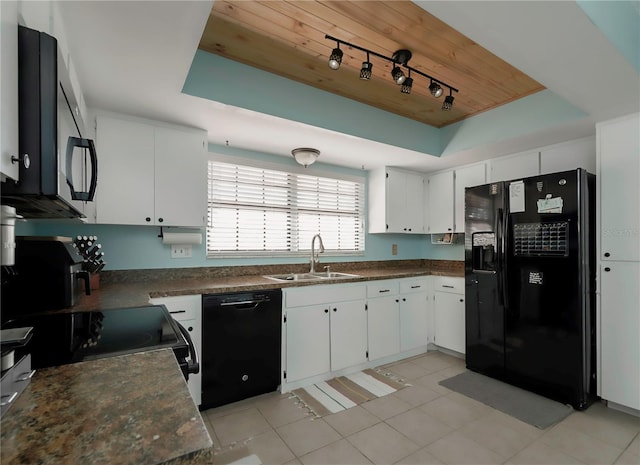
[385,169,406,233]
[405,172,424,233]
[427,170,454,234]
[400,292,429,351]
[154,126,207,227]
[454,164,486,232]
[95,117,155,225]
[489,150,539,182]
[285,305,330,383]
[600,262,640,410]
[0,0,19,181]
[367,295,400,361]
[434,291,466,354]
[598,114,640,262]
[330,300,368,371]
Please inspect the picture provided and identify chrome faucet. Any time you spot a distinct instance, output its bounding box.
[310,234,325,273]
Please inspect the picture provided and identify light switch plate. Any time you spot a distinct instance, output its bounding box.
[171,245,192,258]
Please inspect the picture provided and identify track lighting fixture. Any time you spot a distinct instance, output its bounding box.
[328,45,343,70]
[325,35,458,111]
[360,52,373,80]
[401,70,413,94]
[442,90,455,111]
[429,80,443,98]
[292,147,320,167]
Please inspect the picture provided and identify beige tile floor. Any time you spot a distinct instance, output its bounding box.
[201,352,640,465]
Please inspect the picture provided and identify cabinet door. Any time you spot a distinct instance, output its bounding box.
[598,114,640,262]
[600,262,640,410]
[285,305,330,383]
[454,164,486,233]
[400,292,429,351]
[0,0,19,181]
[367,295,400,361]
[540,137,596,175]
[95,117,155,225]
[405,172,424,233]
[489,150,539,182]
[154,127,207,227]
[427,170,454,234]
[434,291,466,354]
[385,169,406,233]
[330,300,368,371]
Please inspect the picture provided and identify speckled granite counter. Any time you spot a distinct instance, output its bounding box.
[75,259,463,312]
[0,349,213,465]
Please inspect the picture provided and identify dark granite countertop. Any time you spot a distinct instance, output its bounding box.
[0,349,213,465]
[75,259,464,311]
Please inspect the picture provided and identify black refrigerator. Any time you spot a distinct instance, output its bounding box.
[464,168,596,410]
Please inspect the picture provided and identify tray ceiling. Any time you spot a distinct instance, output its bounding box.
[199,1,545,128]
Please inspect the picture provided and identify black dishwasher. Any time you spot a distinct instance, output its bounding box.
[202,289,282,409]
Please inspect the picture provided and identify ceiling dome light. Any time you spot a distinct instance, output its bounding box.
[292,147,320,167]
[328,46,343,70]
[429,81,443,98]
[391,66,406,85]
[442,94,455,111]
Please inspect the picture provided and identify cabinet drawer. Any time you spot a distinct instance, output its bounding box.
[399,277,428,294]
[150,295,201,321]
[285,284,365,307]
[367,280,399,298]
[432,276,464,294]
[1,354,34,418]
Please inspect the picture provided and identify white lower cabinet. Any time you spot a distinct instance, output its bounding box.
[366,280,401,361]
[284,304,331,383]
[149,295,202,406]
[399,278,430,351]
[283,283,366,385]
[599,261,640,411]
[433,277,465,354]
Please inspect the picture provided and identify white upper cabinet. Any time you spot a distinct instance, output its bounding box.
[454,163,486,233]
[426,170,454,234]
[369,167,424,233]
[95,114,207,227]
[0,0,19,181]
[597,113,640,262]
[489,150,539,182]
[540,136,596,175]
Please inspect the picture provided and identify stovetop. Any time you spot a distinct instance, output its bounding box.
[2,305,188,370]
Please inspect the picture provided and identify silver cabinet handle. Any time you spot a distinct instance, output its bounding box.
[0,392,18,406]
[16,370,36,382]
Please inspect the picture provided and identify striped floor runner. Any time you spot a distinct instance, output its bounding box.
[292,368,408,417]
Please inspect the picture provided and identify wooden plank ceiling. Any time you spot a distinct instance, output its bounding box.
[199,1,545,128]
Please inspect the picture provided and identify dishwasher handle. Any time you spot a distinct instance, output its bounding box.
[219,298,270,309]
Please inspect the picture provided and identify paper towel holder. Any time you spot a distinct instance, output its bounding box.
[158,227,203,246]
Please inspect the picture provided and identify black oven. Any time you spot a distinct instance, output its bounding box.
[2,305,199,380]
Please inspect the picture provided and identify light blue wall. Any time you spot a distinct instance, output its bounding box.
[577,0,640,73]
[183,51,443,155]
[18,144,464,270]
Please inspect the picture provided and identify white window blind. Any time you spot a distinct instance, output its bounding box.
[207,161,365,256]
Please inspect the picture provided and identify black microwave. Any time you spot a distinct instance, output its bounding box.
[1,25,97,219]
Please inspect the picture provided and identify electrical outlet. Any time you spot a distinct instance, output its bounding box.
[171,245,192,258]
[392,244,398,255]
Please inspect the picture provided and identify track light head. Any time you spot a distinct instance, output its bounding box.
[442,94,455,111]
[391,66,406,85]
[328,46,343,70]
[429,81,443,98]
[360,61,373,80]
[401,77,413,94]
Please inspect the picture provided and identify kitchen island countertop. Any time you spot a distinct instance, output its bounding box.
[0,348,213,465]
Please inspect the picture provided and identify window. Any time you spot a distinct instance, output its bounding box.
[207,160,365,257]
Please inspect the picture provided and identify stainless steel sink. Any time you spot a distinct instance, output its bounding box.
[264,272,360,282]
[309,271,360,279]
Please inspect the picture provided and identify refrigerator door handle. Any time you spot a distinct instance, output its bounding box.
[496,207,508,308]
